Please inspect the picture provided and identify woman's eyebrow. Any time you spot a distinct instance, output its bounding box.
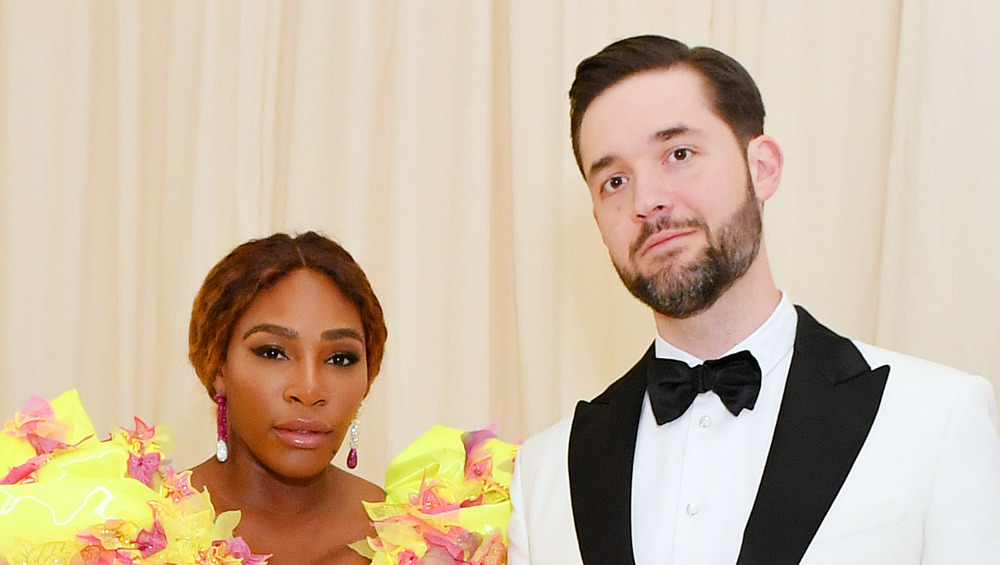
[321,328,364,342]
[243,324,298,340]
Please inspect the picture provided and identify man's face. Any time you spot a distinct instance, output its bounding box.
[578,66,764,319]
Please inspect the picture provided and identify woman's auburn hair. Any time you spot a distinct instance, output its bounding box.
[188,231,387,397]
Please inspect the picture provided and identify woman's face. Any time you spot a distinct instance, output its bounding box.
[215,268,368,479]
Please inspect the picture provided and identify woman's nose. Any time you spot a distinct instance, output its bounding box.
[283,363,327,406]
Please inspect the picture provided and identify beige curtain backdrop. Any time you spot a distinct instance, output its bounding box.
[2,0,998,484]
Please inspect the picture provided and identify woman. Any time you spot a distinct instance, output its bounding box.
[188,231,387,564]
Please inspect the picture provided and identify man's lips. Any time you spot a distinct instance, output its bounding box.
[636,228,697,258]
[273,420,332,449]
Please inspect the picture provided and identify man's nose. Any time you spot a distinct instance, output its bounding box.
[632,171,676,221]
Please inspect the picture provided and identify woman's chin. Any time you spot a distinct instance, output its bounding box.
[263,452,338,483]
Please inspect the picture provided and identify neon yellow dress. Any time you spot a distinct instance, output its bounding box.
[0,390,268,565]
[352,425,520,565]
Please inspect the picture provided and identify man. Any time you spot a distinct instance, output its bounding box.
[507,35,1000,565]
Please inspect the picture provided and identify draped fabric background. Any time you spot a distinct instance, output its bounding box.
[2,0,999,484]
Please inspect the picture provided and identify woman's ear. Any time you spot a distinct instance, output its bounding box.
[746,134,783,202]
[212,372,226,396]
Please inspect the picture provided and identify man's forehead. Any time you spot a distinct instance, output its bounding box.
[578,68,717,174]
[581,67,711,126]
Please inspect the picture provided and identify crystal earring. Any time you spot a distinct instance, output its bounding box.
[347,405,361,469]
[215,394,228,462]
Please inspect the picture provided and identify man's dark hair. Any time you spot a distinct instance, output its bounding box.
[569,35,765,175]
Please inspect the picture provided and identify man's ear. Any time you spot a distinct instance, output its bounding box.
[746,135,783,202]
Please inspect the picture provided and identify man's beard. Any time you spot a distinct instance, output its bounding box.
[612,180,763,319]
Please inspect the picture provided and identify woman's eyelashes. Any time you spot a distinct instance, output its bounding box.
[252,344,288,360]
[327,351,361,367]
[250,343,361,367]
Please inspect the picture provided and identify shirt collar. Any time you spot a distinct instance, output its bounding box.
[653,292,797,377]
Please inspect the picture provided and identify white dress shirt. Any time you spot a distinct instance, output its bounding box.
[631,293,797,565]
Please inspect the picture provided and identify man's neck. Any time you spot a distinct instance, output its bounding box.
[652,256,781,360]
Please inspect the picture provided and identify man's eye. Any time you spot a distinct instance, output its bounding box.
[252,345,287,360]
[328,352,361,367]
[670,148,692,161]
[602,175,628,193]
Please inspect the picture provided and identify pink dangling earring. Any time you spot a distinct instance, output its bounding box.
[215,394,229,462]
[346,405,361,469]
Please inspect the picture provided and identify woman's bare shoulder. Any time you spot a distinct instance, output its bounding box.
[331,466,385,504]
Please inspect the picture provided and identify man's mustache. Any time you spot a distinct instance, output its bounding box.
[629,215,706,259]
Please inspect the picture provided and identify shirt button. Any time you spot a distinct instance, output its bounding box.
[686,502,699,516]
[699,415,712,428]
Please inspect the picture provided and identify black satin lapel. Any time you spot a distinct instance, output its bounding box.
[568,345,650,565]
[737,307,890,565]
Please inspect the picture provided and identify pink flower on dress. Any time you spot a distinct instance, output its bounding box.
[135,518,167,558]
[0,453,48,485]
[161,467,197,503]
[412,478,461,515]
[196,538,270,565]
[127,451,161,488]
[461,424,498,483]
[78,543,134,565]
[470,533,506,565]
[76,520,140,565]
[424,525,480,561]
[395,549,419,564]
[121,417,156,454]
[3,395,71,455]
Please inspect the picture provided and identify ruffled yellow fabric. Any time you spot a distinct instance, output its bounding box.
[0,390,268,565]
[0,389,95,474]
[354,425,519,565]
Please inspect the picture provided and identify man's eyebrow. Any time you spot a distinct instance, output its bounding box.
[320,328,365,342]
[586,155,616,181]
[243,324,298,340]
[652,125,691,142]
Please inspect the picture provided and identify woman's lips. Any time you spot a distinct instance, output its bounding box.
[273,420,331,449]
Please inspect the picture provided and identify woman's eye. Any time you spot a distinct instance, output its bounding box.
[252,345,287,360]
[601,175,628,193]
[328,352,361,367]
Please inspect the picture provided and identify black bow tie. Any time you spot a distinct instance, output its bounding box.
[646,350,762,425]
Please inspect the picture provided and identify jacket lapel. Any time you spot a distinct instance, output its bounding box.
[736,306,890,564]
[568,345,651,565]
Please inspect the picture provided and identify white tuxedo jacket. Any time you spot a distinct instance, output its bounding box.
[508,307,1000,564]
